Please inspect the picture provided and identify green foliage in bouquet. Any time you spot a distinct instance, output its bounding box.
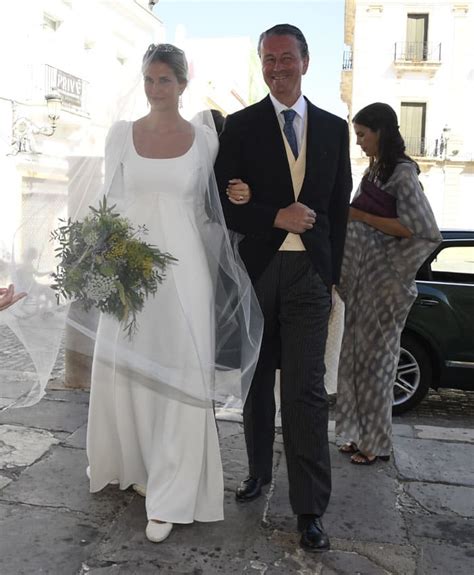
[51,196,177,337]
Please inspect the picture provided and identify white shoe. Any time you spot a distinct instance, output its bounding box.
[145,520,173,543]
[132,484,146,497]
[86,466,119,485]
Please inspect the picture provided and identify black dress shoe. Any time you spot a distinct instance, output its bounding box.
[235,476,270,502]
[298,515,330,552]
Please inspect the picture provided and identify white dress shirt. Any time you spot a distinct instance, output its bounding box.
[269,93,307,154]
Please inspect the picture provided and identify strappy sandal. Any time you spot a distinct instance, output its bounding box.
[350,452,390,465]
[338,442,358,454]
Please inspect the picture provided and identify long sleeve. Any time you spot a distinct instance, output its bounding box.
[103,121,128,205]
[215,114,280,239]
[329,121,352,284]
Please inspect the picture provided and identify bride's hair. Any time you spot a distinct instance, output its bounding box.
[142,43,188,84]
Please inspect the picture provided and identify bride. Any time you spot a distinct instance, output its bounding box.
[87,44,262,543]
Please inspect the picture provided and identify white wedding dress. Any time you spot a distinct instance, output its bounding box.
[87,123,224,524]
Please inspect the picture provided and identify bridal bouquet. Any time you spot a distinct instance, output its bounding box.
[51,196,177,337]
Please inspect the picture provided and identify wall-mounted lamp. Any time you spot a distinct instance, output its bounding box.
[11,93,62,155]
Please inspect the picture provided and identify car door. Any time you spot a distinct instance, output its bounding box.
[413,239,474,386]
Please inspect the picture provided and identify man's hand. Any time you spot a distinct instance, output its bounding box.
[274,202,316,234]
[0,284,27,312]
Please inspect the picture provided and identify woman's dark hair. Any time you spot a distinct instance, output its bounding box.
[142,43,188,84]
[352,102,419,183]
[258,24,309,58]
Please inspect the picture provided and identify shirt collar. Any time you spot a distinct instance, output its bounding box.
[269,93,307,120]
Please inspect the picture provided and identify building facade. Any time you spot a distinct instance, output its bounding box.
[342,0,474,228]
[0,0,164,282]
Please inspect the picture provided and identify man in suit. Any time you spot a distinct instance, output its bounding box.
[215,24,352,552]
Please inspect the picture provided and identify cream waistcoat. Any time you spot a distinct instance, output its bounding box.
[279,112,308,251]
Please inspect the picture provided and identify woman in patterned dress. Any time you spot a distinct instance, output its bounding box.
[335,103,441,465]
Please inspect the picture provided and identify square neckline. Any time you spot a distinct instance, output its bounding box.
[130,122,196,160]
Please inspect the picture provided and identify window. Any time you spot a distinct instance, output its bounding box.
[400,103,426,156]
[406,14,428,61]
[432,246,474,276]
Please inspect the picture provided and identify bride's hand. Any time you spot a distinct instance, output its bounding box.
[226,179,252,205]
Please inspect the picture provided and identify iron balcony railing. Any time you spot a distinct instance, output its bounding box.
[403,136,460,159]
[342,50,353,70]
[394,41,442,63]
[404,136,428,157]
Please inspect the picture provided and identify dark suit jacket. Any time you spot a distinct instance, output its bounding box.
[215,96,352,288]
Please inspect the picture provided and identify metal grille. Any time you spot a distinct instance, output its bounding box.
[394,42,441,62]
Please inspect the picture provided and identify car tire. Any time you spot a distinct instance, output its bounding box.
[393,333,432,415]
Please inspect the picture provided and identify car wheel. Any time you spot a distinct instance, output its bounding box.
[393,333,432,415]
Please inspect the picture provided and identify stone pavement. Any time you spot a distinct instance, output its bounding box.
[1,388,473,575]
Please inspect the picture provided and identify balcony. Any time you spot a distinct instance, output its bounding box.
[393,42,442,77]
[404,136,429,158]
[394,41,441,62]
[403,136,465,161]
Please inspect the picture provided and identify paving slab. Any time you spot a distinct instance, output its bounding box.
[0,396,88,433]
[414,425,474,443]
[405,482,474,517]
[0,424,59,468]
[216,420,243,441]
[0,474,11,489]
[328,540,417,575]
[406,514,474,546]
[414,541,474,575]
[64,422,88,449]
[85,474,333,575]
[326,453,407,546]
[267,446,407,546]
[321,550,391,575]
[0,502,100,575]
[45,388,90,404]
[394,436,474,486]
[392,423,416,438]
[89,490,268,570]
[86,565,185,575]
[218,429,247,453]
[0,371,37,409]
[221,438,251,492]
[0,445,134,523]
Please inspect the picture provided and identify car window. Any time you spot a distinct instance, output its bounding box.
[431,245,474,276]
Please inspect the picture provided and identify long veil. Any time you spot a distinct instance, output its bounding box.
[0,46,263,410]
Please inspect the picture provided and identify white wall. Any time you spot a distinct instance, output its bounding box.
[0,0,164,277]
[347,0,474,228]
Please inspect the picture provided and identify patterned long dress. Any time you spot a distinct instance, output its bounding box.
[335,161,441,456]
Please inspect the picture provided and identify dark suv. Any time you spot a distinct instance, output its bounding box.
[393,230,474,414]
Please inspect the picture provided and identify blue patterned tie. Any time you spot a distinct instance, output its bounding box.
[282,109,298,159]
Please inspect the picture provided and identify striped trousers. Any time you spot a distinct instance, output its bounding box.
[243,252,332,516]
